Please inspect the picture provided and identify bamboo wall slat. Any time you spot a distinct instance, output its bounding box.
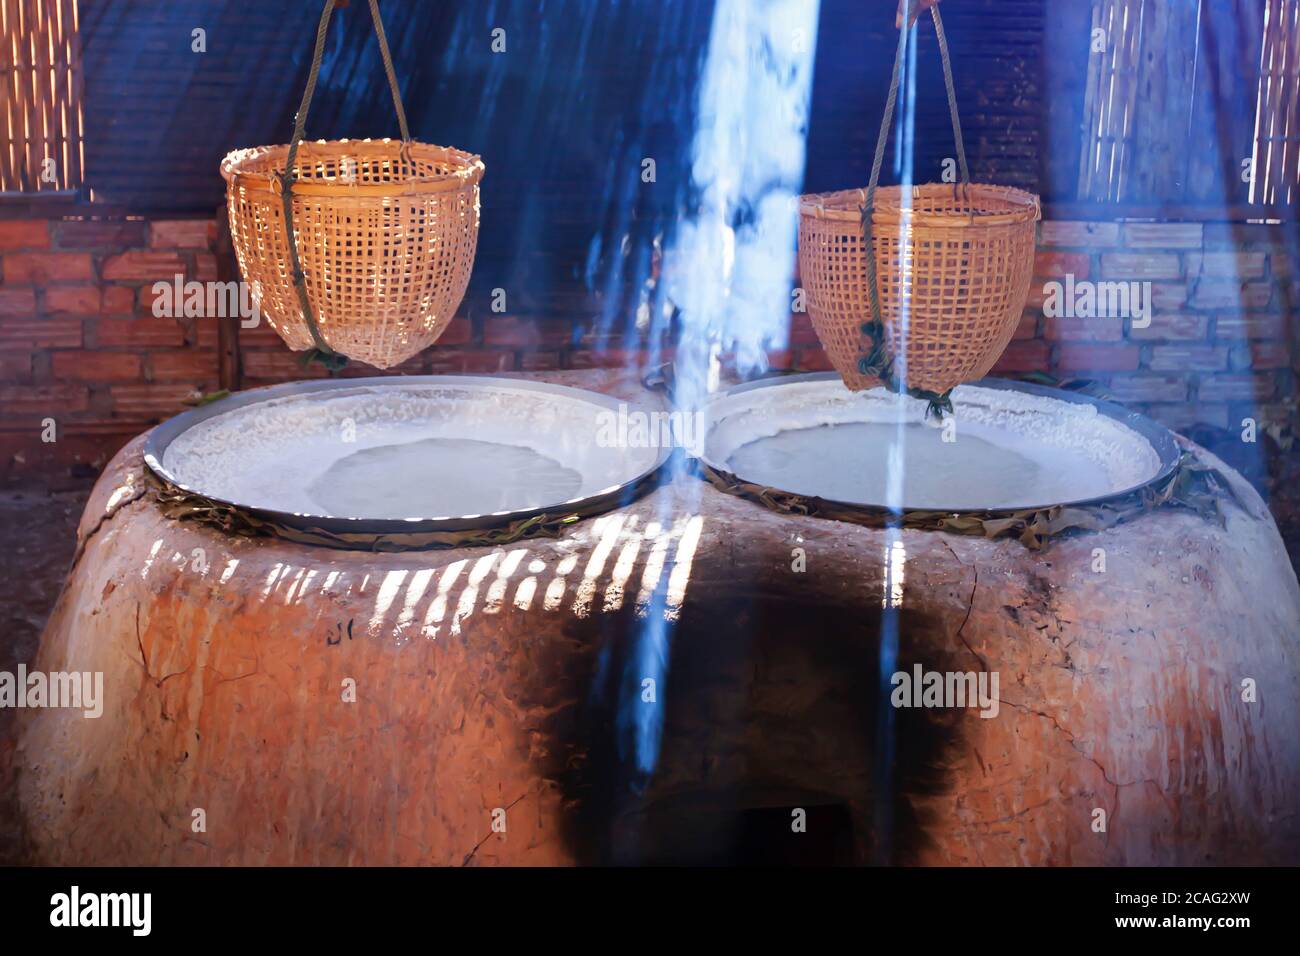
[0,0,84,193]
[1251,0,1300,203]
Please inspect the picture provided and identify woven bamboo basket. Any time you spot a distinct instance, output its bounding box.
[799,182,1039,394]
[799,1,1041,400]
[221,138,484,369]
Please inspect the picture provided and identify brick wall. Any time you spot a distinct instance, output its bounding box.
[1,213,1296,479]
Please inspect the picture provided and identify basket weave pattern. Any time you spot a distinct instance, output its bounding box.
[799,183,1039,395]
[221,138,484,369]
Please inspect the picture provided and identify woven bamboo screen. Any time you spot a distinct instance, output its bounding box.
[0,0,84,194]
[1077,0,1148,203]
[1250,0,1300,205]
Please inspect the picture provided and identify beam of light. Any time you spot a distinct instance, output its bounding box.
[609,0,821,812]
[483,548,530,614]
[544,553,579,611]
[368,569,409,631]
[421,557,468,637]
[875,14,920,867]
[450,553,500,636]
[634,521,673,617]
[141,539,164,579]
[663,513,704,623]
[572,514,628,618]
[513,575,538,611]
[218,558,239,585]
[396,568,435,630]
[602,534,644,613]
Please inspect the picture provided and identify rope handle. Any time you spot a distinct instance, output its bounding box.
[858,0,967,418]
[280,0,412,366]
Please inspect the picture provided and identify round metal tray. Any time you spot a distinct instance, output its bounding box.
[697,372,1183,515]
[143,375,672,538]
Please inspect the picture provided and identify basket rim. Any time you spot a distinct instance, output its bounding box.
[800,182,1040,228]
[221,138,485,198]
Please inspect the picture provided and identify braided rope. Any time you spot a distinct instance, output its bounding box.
[280,0,414,369]
[859,1,970,417]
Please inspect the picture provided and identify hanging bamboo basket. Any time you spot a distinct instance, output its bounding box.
[220,0,483,370]
[798,1,1040,402]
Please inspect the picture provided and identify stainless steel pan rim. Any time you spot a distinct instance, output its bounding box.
[143,375,673,537]
[697,372,1184,515]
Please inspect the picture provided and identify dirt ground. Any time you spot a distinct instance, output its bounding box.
[1,451,1298,864]
[0,482,93,864]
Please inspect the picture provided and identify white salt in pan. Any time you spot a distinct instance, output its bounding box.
[702,379,1163,510]
[162,382,661,521]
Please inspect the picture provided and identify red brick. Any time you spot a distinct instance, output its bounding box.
[52,219,148,249]
[1233,341,1291,370]
[235,320,288,348]
[520,350,563,370]
[426,349,517,373]
[483,317,575,348]
[147,350,219,382]
[101,286,136,313]
[339,354,427,376]
[792,347,834,372]
[52,350,141,382]
[1213,313,1287,339]
[101,251,186,282]
[990,340,1049,373]
[240,351,331,380]
[1202,222,1286,246]
[149,219,216,250]
[1034,251,1090,280]
[0,383,89,415]
[3,252,94,283]
[109,383,202,418]
[1148,345,1230,371]
[1185,251,1266,279]
[42,286,101,315]
[1055,344,1140,372]
[788,312,821,346]
[0,220,51,250]
[0,317,82,348]
[1039,221,1120,247]
[1122,223,1203,249]
[1106,375,1188,403]
[1012,310,1038,340]
[1044,315,1123,341]
[568,349,656,370]
[1100,253,1182,280]
[1150,283,1189,309]
[0,353,32,381]
[1025,282,1050,310]
[1144,403,1231,431]
[191,252,219,282]
[764,349,794,370]
[0,287,36,316]
[96,317,187,348]
[1127,313,1208,341]
[436,317,473,346]
[1196,374,1277,402]
[1189,281,1272,310]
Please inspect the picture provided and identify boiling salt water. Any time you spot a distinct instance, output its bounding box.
[703,380,1164,511]
[308,437,583,519]
[159,382,664,522]
[726,420,1111,510]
